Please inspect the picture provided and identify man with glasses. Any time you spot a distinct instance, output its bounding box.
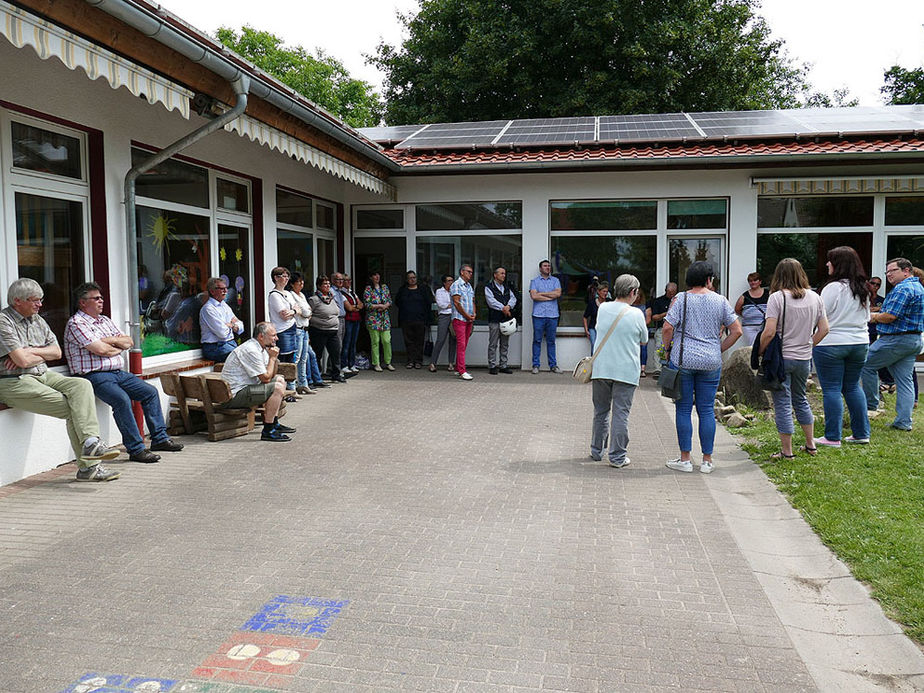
[65,282,183,464]
[866,276,895,394]
[200,276,244,363]
[861,258,924,430]
[0,278,120,481]
[330,273,347,348]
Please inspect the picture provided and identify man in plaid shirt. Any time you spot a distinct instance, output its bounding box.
[65,282,183,463]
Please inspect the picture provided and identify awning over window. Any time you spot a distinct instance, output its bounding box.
[226,114,397,199]
[0,0,193,118]
[754,175,924,196]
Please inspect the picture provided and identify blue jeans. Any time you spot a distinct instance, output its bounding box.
[674,367,721,455]
[82,370,168,455]
[770,359,814,435]
[532,316,558,368]
[341,320,361,368]
[293,328,310,387]
[588,328,596,350]
[812,343,869,441]
[201,340,236,363]
[861,333,922,430]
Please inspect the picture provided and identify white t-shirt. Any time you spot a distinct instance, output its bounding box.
[268,289,296,332]
[816,280,870,346]
[221,338,269,395]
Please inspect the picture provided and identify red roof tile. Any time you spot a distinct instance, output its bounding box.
[382,137,924,169]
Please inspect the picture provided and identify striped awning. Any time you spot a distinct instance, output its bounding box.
[0,0,192,118]
[226,114,397,199]
[755,175,924,196]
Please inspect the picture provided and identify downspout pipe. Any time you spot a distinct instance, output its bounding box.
[123,75,249,429]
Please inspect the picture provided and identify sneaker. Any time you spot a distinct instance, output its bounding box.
[261,429,291,442]
[589,452,602,461]
[666,458,693,473]
[489,367,498,375]
[499,367,513,374]
[459,372,474,381]
[373,365,383,372]
[448,363,455,372]
[150,438,184,452]
[75,464,120,482]
[274,422,297,434]
[312,381,330,388]
[385,363,396,371]
[550,366,562,374]
[128,449,160,463]
[845,436,870,444]
[814,437,842,448]
[81,439,120,461]
[406,362,415,369]
[700,461,714,474]
[609,457,631,468]
[867,409,883,419]
[342,370,358,379]
[531,366,540,374]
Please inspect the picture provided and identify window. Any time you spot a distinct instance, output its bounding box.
[886,236,924,271]
[667,199,727,229]
[217,224,251,334]
[758,196,873,228]
[885,197,924,226]
[277,230,314,287]
[137,207,210,357]
[756,232,873,289]
[132,147,209,208]
[550,201,656,231]
[216,178,249,213]
[275,188,339,288]
[356,208,403,229]
[277,189,313,227]
[416,203,522,231]
[417,235,523,324]
[15,193,85,362]
[11,121,82,179]
[354,236,407,326]
[317,202,336,231]
[551,236,657,326]
[669,237,724,292]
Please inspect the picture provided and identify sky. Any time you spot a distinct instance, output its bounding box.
[157,0,924,111]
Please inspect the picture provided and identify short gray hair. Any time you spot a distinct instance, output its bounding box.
[8,278,43,305]
[612,274,640,299]
[253,321,273,339]
[206,277,226,292]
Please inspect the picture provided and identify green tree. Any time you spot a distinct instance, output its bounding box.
[371,0,808,124]
[803,87,859,108]
[216,26,383,128]
[881,65,924,105]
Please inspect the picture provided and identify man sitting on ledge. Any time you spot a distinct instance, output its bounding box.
[64,281,184,464]
[0,278,120,481]
[199,276,244,363]
[219,321,295,442]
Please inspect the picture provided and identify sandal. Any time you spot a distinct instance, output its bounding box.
[428,363,437,372]
[770,451,796,460]
[799,445,817,456]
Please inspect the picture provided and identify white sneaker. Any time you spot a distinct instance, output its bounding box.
[609,457,630,468]
[845,436,870,444]
[531,366,540,374]
[459,372,473,381]
[666,458,693,473]
[700,461,714,474]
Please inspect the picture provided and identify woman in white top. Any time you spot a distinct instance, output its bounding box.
[759,258,828,460]
[267,267,297,367]
[286,272,321,395]
[812,246,871,446]
[428,274,457,372]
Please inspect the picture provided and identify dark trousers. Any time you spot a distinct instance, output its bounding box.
[402,321,427,364]
[309,327,341,378]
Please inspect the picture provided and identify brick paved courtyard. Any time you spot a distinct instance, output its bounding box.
[0,370,921,692]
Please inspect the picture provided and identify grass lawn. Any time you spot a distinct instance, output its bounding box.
[729,383,924,645]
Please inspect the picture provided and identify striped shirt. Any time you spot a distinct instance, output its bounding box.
[450,278,474,321]
[64,311,125,374]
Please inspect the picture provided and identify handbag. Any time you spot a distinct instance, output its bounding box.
[423,326,434,357]
[750,293,786,391]
[572,305,630,383]
[660,293,687,401]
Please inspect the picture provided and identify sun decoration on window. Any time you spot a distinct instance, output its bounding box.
[147,213,177,251]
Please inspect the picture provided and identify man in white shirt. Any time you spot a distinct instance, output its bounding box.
[220,322,294,442]
[199,277,244,363]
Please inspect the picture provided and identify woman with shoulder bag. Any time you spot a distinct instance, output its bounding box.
[759,258,828,460]
[662,262,742,474]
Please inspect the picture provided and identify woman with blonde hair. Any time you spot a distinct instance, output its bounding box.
[759,258,828,459]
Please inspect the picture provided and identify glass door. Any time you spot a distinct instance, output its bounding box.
[218,223,252,336]
[669,236,725,293]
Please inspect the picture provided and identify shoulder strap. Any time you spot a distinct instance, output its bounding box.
[587,305,631,364]
[677,292,687,368]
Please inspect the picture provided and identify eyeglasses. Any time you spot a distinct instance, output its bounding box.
[86,296,105,301]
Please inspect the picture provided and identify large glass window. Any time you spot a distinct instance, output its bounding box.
[669,237,724,292]
[15,193,85,361]
[137,207,210,356]
[886,236,924,270]
[276,189,312,227]
[216,178,249,213]
[354,236,407,326]
[417,235,523,324]
[885,197,924,226]
[758,196,874,228]
[667,199,727,229]
[356,208,404,229]
[132,148,209,208]
[317,202,336,231]
[217,224,251,335]
[11,121,82,179]
[756,232,873,289]
[416,203,522,231]
[318,238,335,279]
[277,230,314,287]
[551,236,657,326]
[550,201,656,231]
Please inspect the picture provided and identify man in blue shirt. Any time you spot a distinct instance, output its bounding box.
[861,257,924,431]
[450,264,476,381]
[529,259,562,374]
[199,277,244,362]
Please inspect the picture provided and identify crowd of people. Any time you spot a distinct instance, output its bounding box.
[588,252,924,472]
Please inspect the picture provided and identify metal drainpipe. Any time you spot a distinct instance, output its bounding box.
[124,75,250,431]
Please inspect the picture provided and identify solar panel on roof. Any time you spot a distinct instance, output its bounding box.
[358,125,422,144]
[395,120,510,149]
[691,110,805,138]
[598,113,701,142]
[495,117,596,146]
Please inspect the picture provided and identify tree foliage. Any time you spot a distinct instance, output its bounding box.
[803,87,859,109]
[216,26,383,128]
[371,0,809,124]
[881,65,924,105]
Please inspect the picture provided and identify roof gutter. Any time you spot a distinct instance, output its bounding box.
[84,0,400,172]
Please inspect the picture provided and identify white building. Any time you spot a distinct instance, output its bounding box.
[1,0,921,485]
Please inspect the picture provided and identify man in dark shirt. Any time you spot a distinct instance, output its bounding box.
[646,282,677,376]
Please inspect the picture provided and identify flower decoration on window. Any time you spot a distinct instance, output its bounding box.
[146,213,177,252]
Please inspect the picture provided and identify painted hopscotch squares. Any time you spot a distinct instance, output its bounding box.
[240,595,348,637]
[61,674,278,693]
